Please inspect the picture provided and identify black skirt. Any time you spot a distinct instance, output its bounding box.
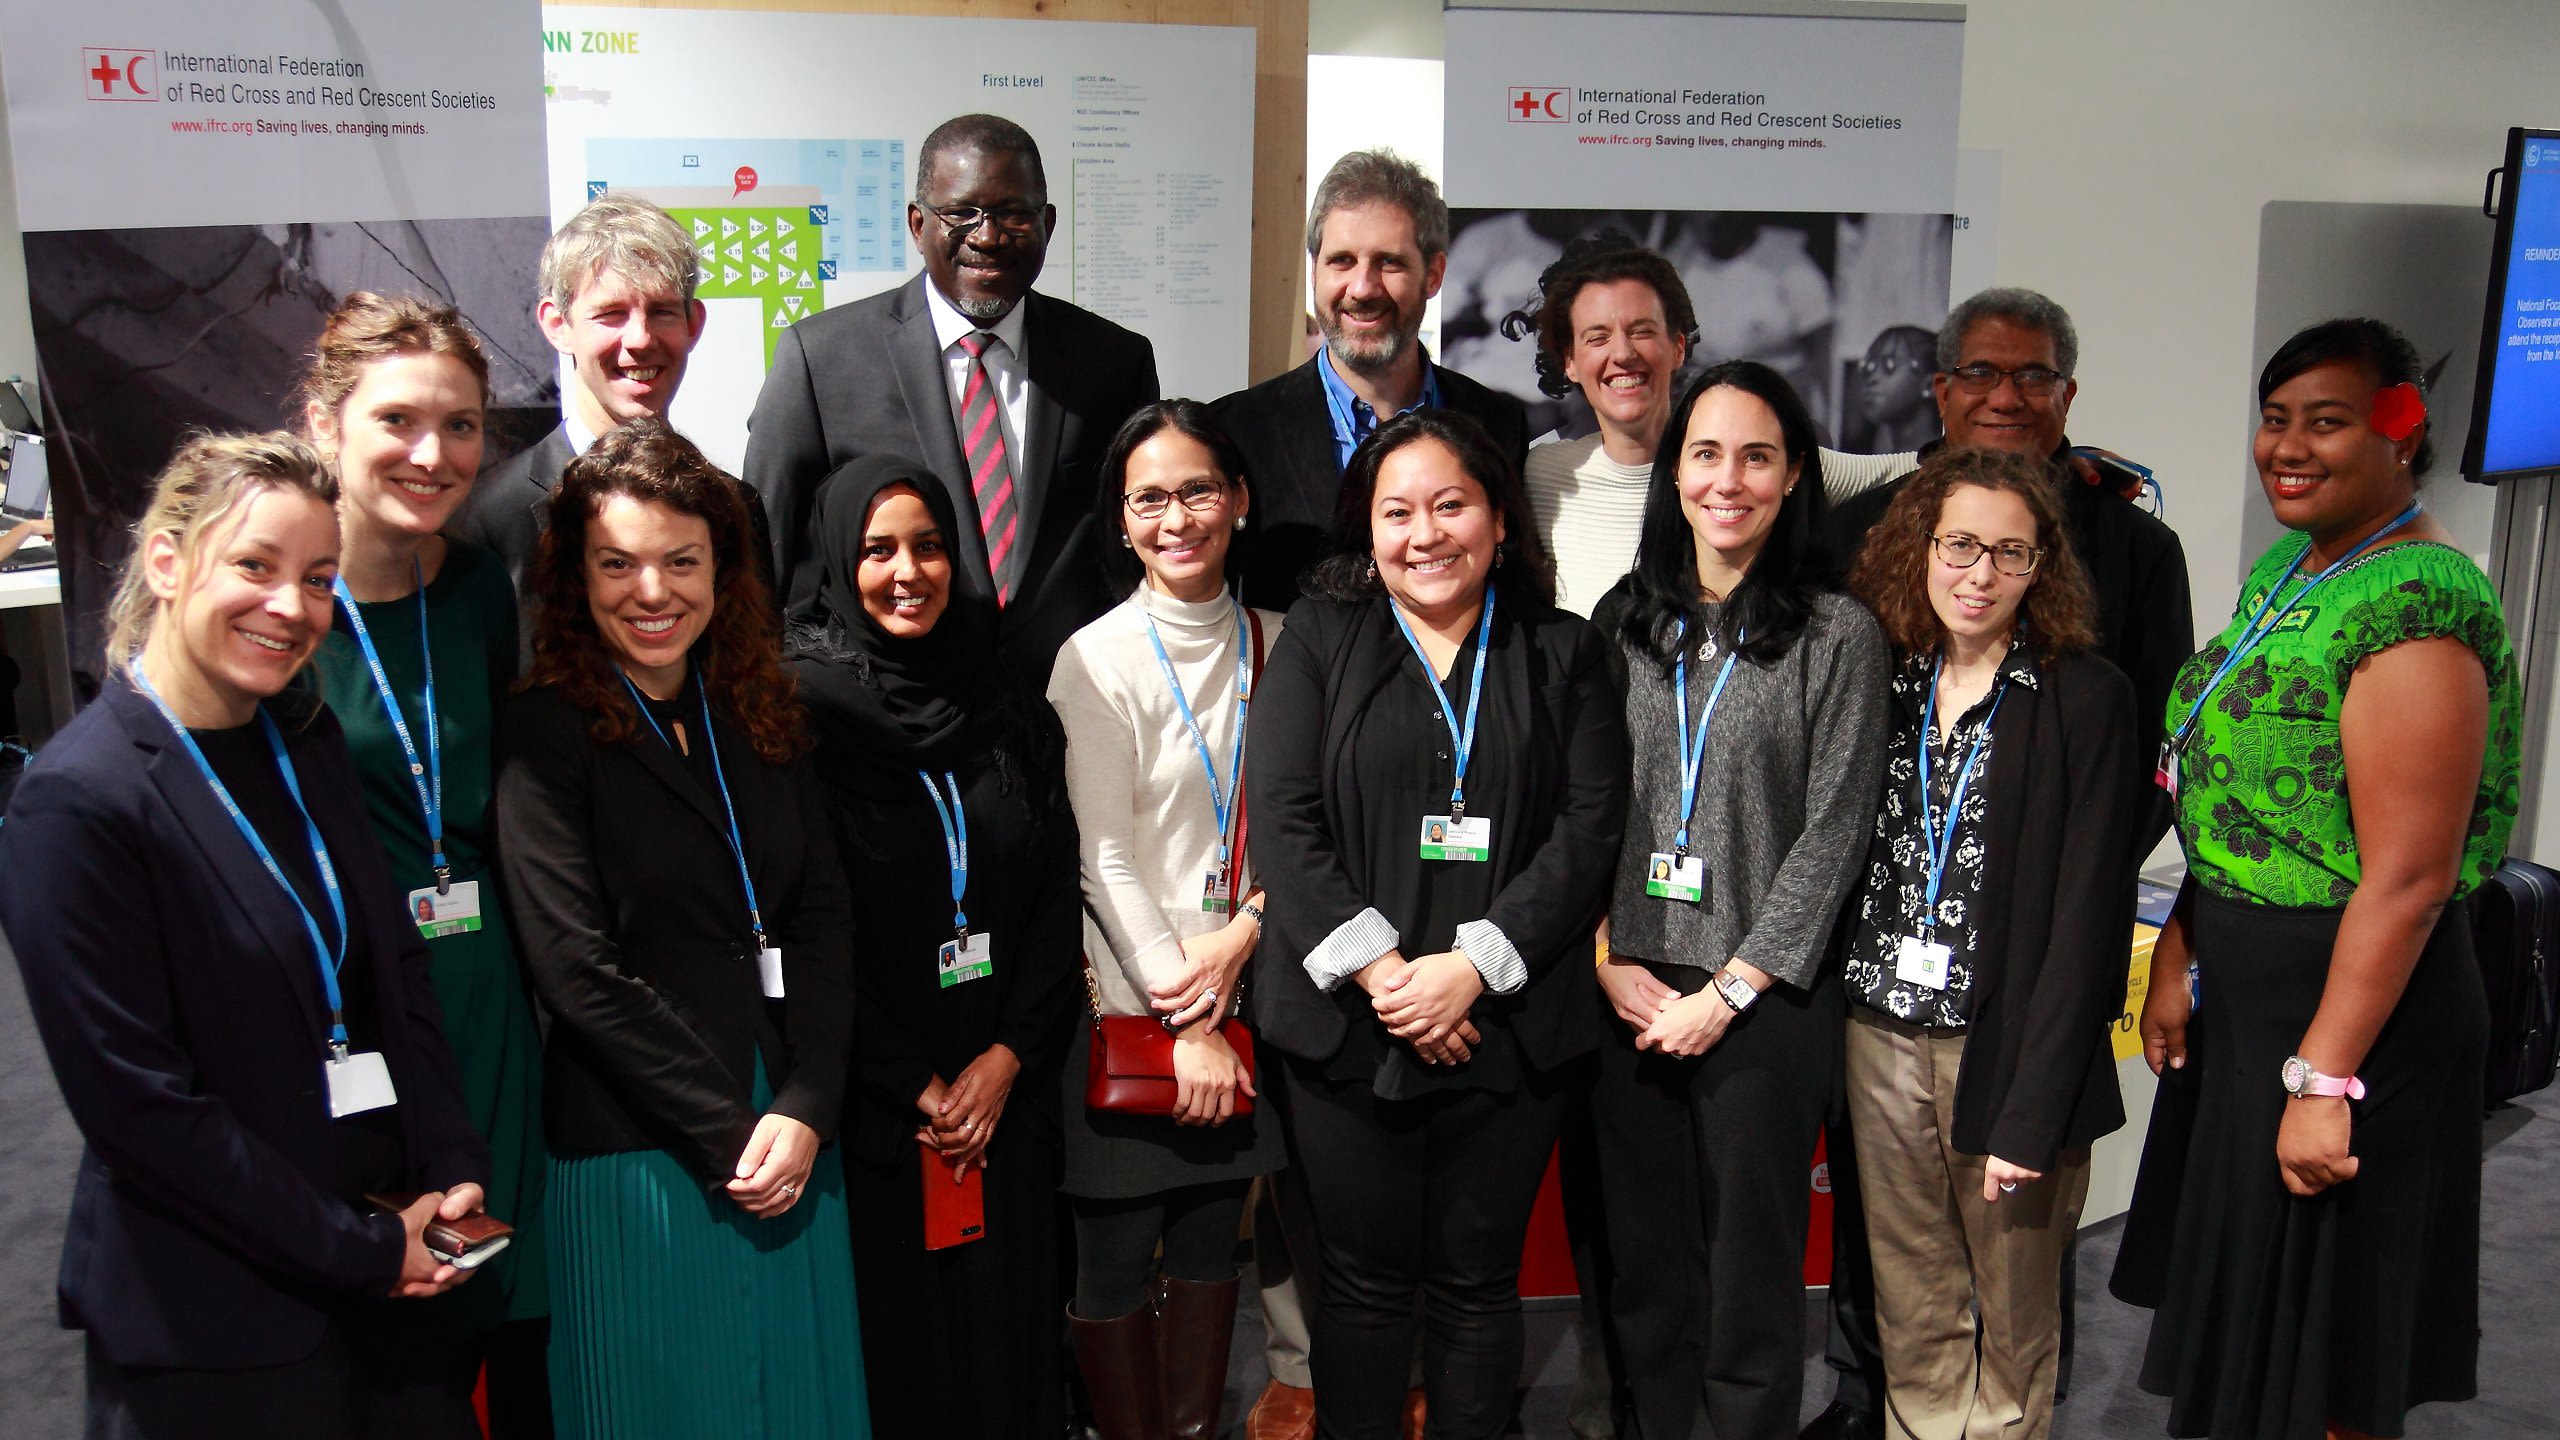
[2112,887,2485,1438]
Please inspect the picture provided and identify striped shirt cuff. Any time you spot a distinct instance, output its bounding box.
[1303,907,1399,992]
[1455,919,1527,995]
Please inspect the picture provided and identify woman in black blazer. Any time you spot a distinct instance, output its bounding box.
[1838,447,2136,1438]
[1245,410,1628,1440]
[494,419,870,1439]
[0,433,489,1439]
[783,454,1082,1440]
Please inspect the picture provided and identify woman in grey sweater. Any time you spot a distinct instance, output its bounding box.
[1588,360,1890,1440]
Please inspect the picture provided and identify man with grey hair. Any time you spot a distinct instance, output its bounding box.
[1804,284,2192,1440]
[743,111,1157,675]
[450,192,714,603]
[1216,149,1529,614]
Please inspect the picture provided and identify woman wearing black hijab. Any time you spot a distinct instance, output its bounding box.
[786,455,1081,1440]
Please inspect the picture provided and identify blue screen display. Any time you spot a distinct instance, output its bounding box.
[2482,135,2560,476]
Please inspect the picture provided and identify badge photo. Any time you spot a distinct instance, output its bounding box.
[938,931,994,988]
[407,880,484,939]
[1418,813,1492,862]
[1644,852,1705,903]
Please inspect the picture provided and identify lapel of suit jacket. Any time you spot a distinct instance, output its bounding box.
[1281,361,1346,521]
[885,276,993,590]
[116,686,333,1039]
[620,713,739,839]
[1012,292,1067,572]
[521,424,575,534]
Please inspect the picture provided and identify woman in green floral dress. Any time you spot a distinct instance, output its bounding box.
[2119,318,2518,1440]
[300,293,552,1434]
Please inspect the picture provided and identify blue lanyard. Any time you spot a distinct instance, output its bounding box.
[1670,623,1743,857]
[1390,588,1495,821]
[1916,653,2008,937]
[1143,602,1251,868]
[621,672,766,952]
[133,670,352,1050]
[2169,503,2421,752]
[333,561,447,892]
[919,770,970,940]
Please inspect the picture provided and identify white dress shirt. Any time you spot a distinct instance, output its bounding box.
[923,278,1031,473]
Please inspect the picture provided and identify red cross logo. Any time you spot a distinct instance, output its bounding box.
[1507,87,1569,124]
[90,56,120,94]
[82,49,156,102]
[1513,91,1542,119]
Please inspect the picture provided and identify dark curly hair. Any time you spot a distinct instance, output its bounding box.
[1498,231,1699,400]
[524,417,805,762]
[1848,447,2097,662]
[1306,409,1556,606]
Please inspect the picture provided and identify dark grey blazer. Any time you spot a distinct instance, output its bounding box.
[742,273,1160,678]
[448,422,575,616]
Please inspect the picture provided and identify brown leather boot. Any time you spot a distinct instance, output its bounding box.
[1245,1379,1316,1440]
[1070,1299,1168,1440]
[1155,1274,1240,1440]
[1401,1386,1427,1440]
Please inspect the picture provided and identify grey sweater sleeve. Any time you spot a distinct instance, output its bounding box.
[1732,604,1893,988]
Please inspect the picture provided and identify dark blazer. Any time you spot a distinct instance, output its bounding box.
[0,680,485,1369]
[1825,437,2192,848]
[1214,357,1531,615]
[1244,586,1628,1072]
[743,274,1160,676]
[1936,647,2141,1171]
[495,683,853,1185]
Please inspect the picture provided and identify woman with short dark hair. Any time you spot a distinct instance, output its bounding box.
[1246,408,1628,1440]
[1590,361,1889,1440]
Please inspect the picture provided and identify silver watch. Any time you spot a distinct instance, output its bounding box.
[1712,968,1759,1014]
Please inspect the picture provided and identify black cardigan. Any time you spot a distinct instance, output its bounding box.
[495,683,853,1184]
[1912,646,2142,1171]
[1244,586,1629,1072]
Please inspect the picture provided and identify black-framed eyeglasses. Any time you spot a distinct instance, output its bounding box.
[924,204,1044,238]
[1929,532,2042,576]
[1123,478,1230,519]
[1944,363,2068,398]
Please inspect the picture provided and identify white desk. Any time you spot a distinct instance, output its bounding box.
[0,563,59,611]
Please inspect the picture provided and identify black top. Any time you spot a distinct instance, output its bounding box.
[0,680,484,1369]
[1842,643,2042,1027]
[1213,356,1531,614]
[1244,586,1629,1076]
[1824,437,2192,849]
[495,682,853,1185]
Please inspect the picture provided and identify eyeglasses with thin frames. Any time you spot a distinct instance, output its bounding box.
[1929,531,2042,577]
[1943,363,2068,399]
[924,204,1044,239]
[1123,478,1231,520]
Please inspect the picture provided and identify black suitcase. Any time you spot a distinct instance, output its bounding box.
[2471,858,2560,1105]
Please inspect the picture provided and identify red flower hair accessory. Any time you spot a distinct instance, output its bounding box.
[2369,382,2426,443]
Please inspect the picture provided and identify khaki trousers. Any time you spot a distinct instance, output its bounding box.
[1844,1010,2089,1440]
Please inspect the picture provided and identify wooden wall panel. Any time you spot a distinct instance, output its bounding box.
[552,0,1308,383]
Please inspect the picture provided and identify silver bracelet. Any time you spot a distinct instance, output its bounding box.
[1236,900,1265,926]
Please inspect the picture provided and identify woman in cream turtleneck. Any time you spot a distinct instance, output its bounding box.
[1046,400,1286,1440]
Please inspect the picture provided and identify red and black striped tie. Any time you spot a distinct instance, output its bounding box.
[955,330,1017,605]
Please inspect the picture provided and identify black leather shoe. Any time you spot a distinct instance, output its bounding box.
[1798,1399,1883,1440]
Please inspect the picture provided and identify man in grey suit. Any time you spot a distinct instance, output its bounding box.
[449,194,711,606]
[744,113,1160,677]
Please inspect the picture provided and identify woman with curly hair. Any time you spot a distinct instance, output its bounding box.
[783,455,1081,1440]
[494,418,867,1438]
[1838,446,2138,1440]
[2116,318,2514,1440]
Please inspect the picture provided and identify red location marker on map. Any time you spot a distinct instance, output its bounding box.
[732,166,759,200]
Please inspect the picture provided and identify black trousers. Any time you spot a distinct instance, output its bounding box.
[83,1310,483,1440]
[1595,963,1840,1440]
[1284,1053,1571,1440]
[1071,1180,1250,1317]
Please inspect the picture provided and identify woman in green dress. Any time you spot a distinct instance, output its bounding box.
[2120,318,2518,1439]
[298,292,552,1434]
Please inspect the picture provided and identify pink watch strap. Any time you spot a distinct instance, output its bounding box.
[2302,1071,2366,1100]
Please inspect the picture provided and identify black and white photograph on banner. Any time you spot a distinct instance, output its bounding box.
[21,215,554,698]
[1439,206,1952,449]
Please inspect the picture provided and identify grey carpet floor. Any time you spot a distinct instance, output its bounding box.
[5,929,2550,1437]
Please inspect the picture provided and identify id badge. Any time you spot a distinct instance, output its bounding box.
[2153,742,2179,798]
[1418,814,1492,862]
[1895,934,1953,992]
[1200,865,1231,914]
[407,880,483,939]
[937,931,994,988]
[325,1048,399,1117]
[758,946,786,999]
[1644,852,1705,903]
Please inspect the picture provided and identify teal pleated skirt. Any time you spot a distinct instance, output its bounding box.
[546,1095,870,1438]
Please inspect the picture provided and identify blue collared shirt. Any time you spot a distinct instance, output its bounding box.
[1317,345,1442,473]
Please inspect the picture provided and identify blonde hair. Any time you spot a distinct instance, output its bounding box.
[105,432,340,669]
[538,194,700,311]
[294,291,490,437]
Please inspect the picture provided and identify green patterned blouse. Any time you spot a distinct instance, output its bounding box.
[2169,533,2521,907]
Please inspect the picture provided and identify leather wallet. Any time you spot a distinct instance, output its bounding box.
[368,1192,515,1269]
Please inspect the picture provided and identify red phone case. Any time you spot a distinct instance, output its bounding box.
[920,1141,987,1250]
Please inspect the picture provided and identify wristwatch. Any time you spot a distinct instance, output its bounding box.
[2280,1055,2365,1100]
[1711,968,1759,1015]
